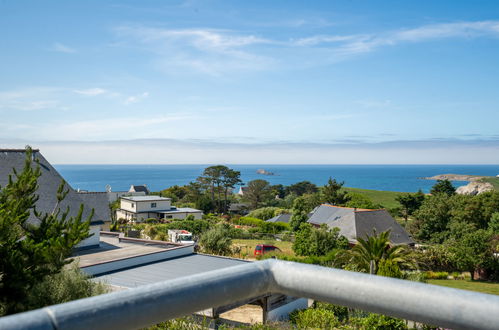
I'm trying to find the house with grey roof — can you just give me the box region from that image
[266,213,292,223]
[129,184,150,194]
[307,204,414,245]
[0,149,103,249]
[116,196,203,222]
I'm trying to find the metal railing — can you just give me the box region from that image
[1,259,499,330]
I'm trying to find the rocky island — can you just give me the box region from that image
[256,169,275,176]
[423,173,496,195]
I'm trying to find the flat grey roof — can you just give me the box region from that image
[122,196,171,202]
[93,254,248,289]
[158,207,202,214]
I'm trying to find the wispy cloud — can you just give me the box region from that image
[74,88,108,96]
[50,42,77,54]
[0,87,65,111]
[124,92,149,105]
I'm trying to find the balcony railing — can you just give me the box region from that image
[1,259,499,329]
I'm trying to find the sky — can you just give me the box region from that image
[1,0,499,164]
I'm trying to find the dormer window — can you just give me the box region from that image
[151,203,157,208]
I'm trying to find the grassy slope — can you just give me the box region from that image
[343,187,402,209]
[428,279,499,295]
[480,177,499,190]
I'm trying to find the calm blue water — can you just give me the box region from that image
[54,164,499,193]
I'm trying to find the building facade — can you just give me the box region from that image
[116,196,203,221]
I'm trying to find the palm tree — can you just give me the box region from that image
[337,230,414,275]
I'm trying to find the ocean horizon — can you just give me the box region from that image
[54,164,499,194]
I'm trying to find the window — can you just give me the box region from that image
[131,203,135,208]
[151,203,157,208]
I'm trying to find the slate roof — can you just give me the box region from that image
[307,204,414,245]
[122,196,171,202]
[0,149,101,225]
[77,192,112,222]
[266,213,292,223]
[129,185,150,194]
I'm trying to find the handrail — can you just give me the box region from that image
[1,259,499,330]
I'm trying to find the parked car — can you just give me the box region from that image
[254,244,280,256]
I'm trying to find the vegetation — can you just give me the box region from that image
[293,223,348,257]
[198,225,233,256]
[342,187,401,209]
[247,207,288,221]
[430,179,456,196]
[243,179,274,209]
[428,279,499,295]
[395,190,425,226]
[0,147,94,315]
[196,165,241,213]
[321,177,350,206]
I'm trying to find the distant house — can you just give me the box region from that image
[228,202,249,215]
[129,184,150,194]
[0,149,103,249]
[237,186,248,196]
[116,196,203,222]
[307,204,414,245]
[266,213,292,223]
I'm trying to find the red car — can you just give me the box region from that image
[254,244,280,256]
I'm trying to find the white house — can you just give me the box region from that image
[116,196,203,222]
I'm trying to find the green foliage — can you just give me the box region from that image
[322,177,350,206]
[248,207,287,221]
[413,193,455,242]
[313,302,349,322]
[197,165,241,213]
[293,223,348,257]
[430,179,456,196]
[286,181,318,196]
[424,271,449,280]
[236,216,265,226]
[353,313,408,330]
[396,190,425,224]
[289,196,310,231]
[0,147,92,315]
[199,225,233,256]
[290,308,339,329]
[412,245,454,271]
[159,185,189,203]
[490,212,499,233]
[25,264,108,311]
[337,230,414,276]
[243,179,274,209]
[345,192,381,209]
[377,258,403,278]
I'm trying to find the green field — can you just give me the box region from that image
[480,177,499,190]
[343,187,402,209]
[232,239,294,258]
[428,279,499,295]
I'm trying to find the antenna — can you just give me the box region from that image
[105,184,112,193]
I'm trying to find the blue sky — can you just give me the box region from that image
[1,0,499,164]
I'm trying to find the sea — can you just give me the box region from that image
[54,164,499,194]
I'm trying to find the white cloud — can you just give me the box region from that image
[50,42,77,54]
[124,92,149,105]
[74,88,108,96]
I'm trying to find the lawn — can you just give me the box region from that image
[343,187,403,209]
[428,279,499,296]
[232,239,294,259]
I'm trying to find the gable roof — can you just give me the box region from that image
[308,204,414,245]
[266,213,292,223]
[0,149,101,225]
[129,185,149,194]
[77,192,112,222]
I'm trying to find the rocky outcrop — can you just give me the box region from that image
[256,169,275,176]
[424,174,485,181]
[456,181,494,195]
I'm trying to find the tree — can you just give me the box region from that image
[345,193,380,209]
[0,147,92,315]
[322,177,350,206]
[395,190,425,226]
[289,196,310,231]
[198,225,233,256]
[337,230,414,276]
[286,181,318,196]
[430,179,456,196]
[243,179,273,209]
[293,223,348,256]
[489,212,499,233]
[197,166,241,214]
[413,193,454,243]
[447,229,492,281]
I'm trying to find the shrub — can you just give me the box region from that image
[355,313,408,330]
[199,225,233,256]
[236,216,265,227]
[290,308,339,329]
[313,302,349,322]
[425,271,449,279]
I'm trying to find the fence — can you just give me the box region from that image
[1,259,499,329]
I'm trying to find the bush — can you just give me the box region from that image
[198,225,233,256]
[236,216,265,227]
[248,207,288,221]
[290,308,339,329]
[24,264,108,312]
[354,313,407,330]
[313,302,349,322]
[425,271,449,279]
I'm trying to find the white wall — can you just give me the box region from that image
[267,298,309,322]
[76,225,101,249]
[136,199,171,212]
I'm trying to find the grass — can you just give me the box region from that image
[343,187,402,209]
[480,177,499,191]
[428,279,499,296]
[232,239,295,258]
